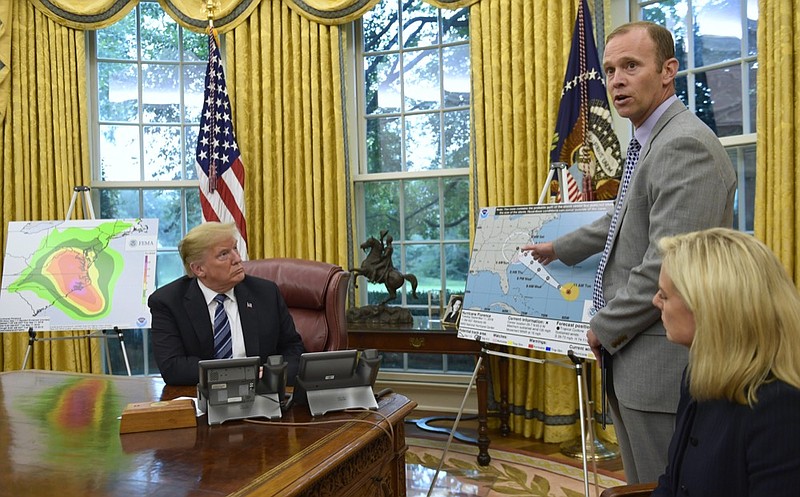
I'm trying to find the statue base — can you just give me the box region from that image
[346,305,413,325]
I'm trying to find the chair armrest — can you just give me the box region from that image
[600,482,657,497]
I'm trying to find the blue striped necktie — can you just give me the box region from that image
[592,137,641,314]
[213,293,232,359]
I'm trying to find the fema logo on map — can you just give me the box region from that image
[127,237,157,251]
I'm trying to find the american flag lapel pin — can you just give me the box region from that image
[247,302,253,308]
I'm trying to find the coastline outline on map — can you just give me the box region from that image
[458,202,612,359]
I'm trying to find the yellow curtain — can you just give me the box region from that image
[755,0,799,285]
[0,0,98,372]
[225,0,350,265]
[471,0,613,444]
[0,1,11,124]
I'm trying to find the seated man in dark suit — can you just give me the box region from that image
[148,222,305,386]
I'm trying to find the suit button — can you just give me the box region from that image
[680,483,689,494]
[689,437,698,446]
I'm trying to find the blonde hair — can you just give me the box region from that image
[178,222,238,276]
[659,228,800,405]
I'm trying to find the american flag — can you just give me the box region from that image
[196,29,248,258]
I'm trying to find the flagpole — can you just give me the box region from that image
[204,0,217,30]
[576,0,595,201]
[204,0,218,193]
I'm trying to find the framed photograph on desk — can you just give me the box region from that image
[442,294,463,327]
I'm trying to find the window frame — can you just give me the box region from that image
[349,2,474,377]
[86,2,206,375]
[634,0,757,232]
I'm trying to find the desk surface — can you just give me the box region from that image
[0,370,415,497]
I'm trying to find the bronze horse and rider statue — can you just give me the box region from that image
[348,231,418,323]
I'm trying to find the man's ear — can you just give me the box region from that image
[189,261,204,278]
[662,57,679,83]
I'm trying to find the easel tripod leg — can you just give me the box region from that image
[22,328,36,369]
[476,349,490,466]
[115,327,132,376]
[498,347,510,436]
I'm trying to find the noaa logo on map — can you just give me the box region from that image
[136,317,148,327]
[480,208,489,218]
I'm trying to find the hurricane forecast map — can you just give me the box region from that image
[0,219,158,332]
[458,202,612,358]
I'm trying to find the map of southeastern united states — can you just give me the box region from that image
[469,213,558,294]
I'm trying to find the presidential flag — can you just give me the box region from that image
[196,29,248,258]
[551,0,622,201]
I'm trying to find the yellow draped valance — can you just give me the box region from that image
[157,0,261,33]
[283,0,478,25]
[26,0,138,29]
[25,0,258,33]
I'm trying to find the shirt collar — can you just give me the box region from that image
[634,94,678,148]
[196,279,236,306]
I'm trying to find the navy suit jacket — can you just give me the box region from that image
[148,274,306,386]
[653,371,800,496]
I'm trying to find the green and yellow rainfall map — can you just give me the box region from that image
[0,219,158,332]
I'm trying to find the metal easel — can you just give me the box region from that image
[21,186,132,375]
[424,167,616,497]
[537,162,574,204]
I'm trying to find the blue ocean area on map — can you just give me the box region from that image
[463,203,610,324]
[465,255,600,320]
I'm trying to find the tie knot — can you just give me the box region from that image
[214,294,226,305]
[629,137,641,151]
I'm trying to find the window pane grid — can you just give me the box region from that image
[357,1,471,374]
[91,1,203,374]
[638,1,756,230]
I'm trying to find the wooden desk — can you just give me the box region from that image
[0,370,416,497]
[347,317,507,466]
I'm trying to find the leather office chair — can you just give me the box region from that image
[600,482,657,497]
[242,258,350,353]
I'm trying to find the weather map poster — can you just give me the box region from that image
[458,202,612,359]
[0,219,158,332]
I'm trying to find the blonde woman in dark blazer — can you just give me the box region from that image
[651,228,800,496]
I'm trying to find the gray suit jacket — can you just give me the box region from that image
[554,100,736,413]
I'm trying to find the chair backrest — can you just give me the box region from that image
[241,258,350,353]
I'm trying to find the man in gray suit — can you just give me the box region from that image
[524,22,736,483]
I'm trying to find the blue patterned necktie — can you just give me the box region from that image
[213,293,232,359]
[592,137,641,313]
